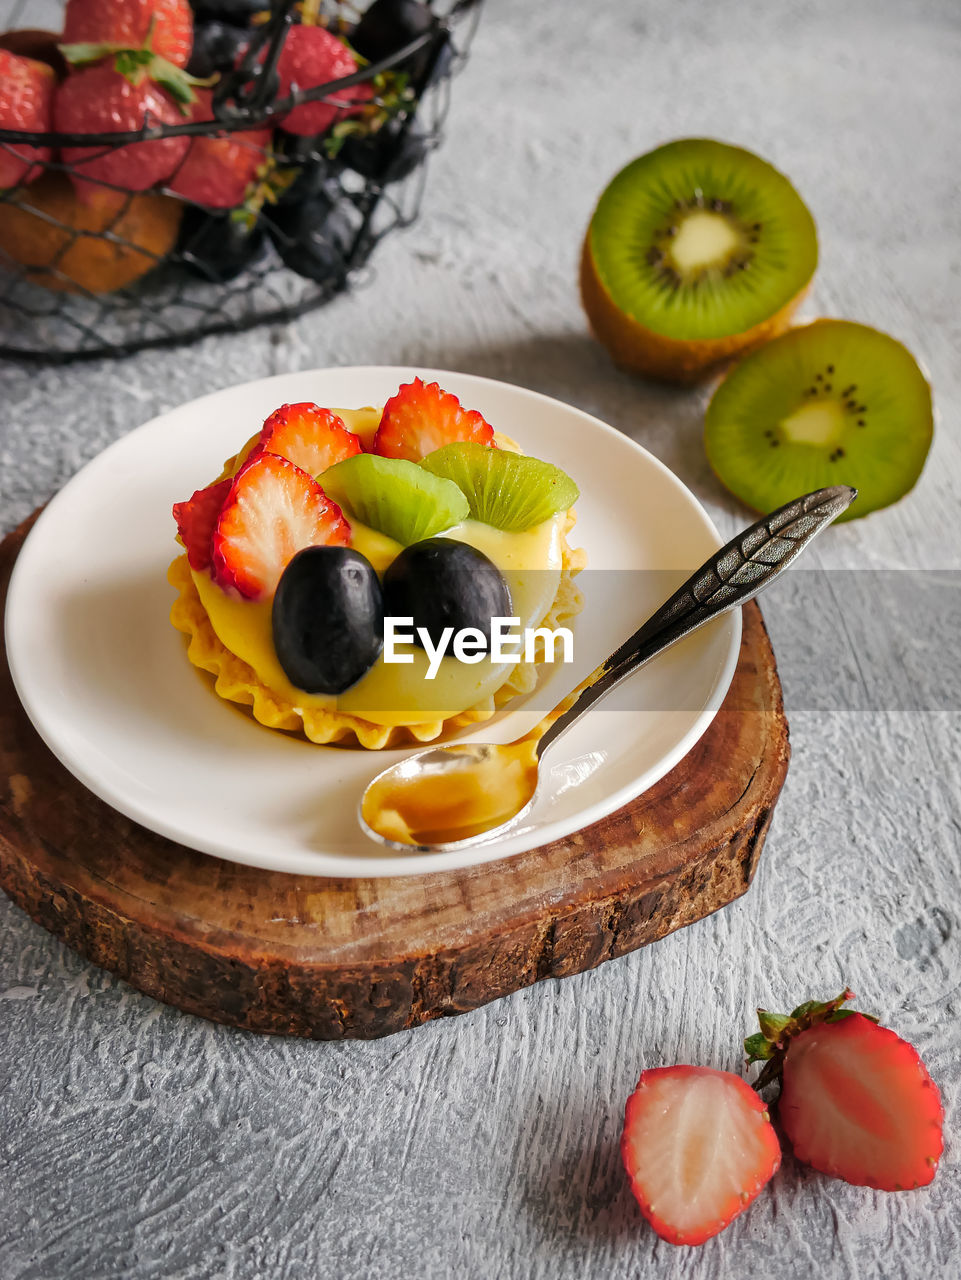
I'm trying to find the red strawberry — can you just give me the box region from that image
[167,89,271,209]
[62,0,194,70]
[0,51,55,189]
[621,1066,780,1246]
[781,1016,943,1190]
[56,62,191,203]
[747,991,944,1191]
[373,379,496,462]
[212,453,350,599]
[746,992,944,1191]
[259,403,363,477]
[173,477,232,572]
[272,25,371,137]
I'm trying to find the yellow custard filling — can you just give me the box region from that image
[193,513,564,727]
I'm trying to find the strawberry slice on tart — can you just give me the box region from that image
[259,403,363,478]
[373,378,496,462]
[173,476,232,572]
[211,453,350,600]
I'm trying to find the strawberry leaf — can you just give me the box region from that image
[146,55,206,111]
[789,1000,820,1020]
[757,1009,792,1042]
[59,39,211,112]
[114,47,155,85]
[235,153,299,226]
[745,1032,775,1063]
[60,39,132,66]
[324,120,366,159]
[746,989,876,1093]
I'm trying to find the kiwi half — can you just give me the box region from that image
[705,320,933,521]
[581,139,817,382]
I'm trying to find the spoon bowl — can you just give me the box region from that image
[360,741,541,852]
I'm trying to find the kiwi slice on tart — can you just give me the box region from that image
[581,139,817,382]
[321,453,469,545]
[421,443,579,531]
[705,320,933,521]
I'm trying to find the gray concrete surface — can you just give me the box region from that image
[2,0,960,1276]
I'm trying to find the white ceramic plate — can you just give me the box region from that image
[5,367,739,877]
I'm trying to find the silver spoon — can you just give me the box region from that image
[359,485,856,852]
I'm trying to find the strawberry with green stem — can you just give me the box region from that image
[264,3,414,143]
[168,88,272,209]
[745,989,944,1191]
[267,13,417,205]
[57,18,211,204]
[270,23,371,137]
[62,0,195,70]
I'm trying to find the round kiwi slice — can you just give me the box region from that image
[581,138,817,382]
[705,320,933,521]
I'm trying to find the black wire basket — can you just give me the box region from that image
[0,0,481,362]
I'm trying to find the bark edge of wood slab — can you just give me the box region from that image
[0,511,790,1040]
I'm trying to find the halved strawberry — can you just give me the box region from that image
[211,454,350,600]
[621,1066,780,1246]
[259,403,362,477]
[746,993,944,1191]
[172,477,231,571]
[372,378,496,462]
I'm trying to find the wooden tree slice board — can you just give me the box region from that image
[0,511,790,1040]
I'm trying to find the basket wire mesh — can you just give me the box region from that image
[0,0,482,361]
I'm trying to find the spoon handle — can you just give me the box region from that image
[535,485,856,759]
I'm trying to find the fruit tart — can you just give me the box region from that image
[168,378,586,749]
